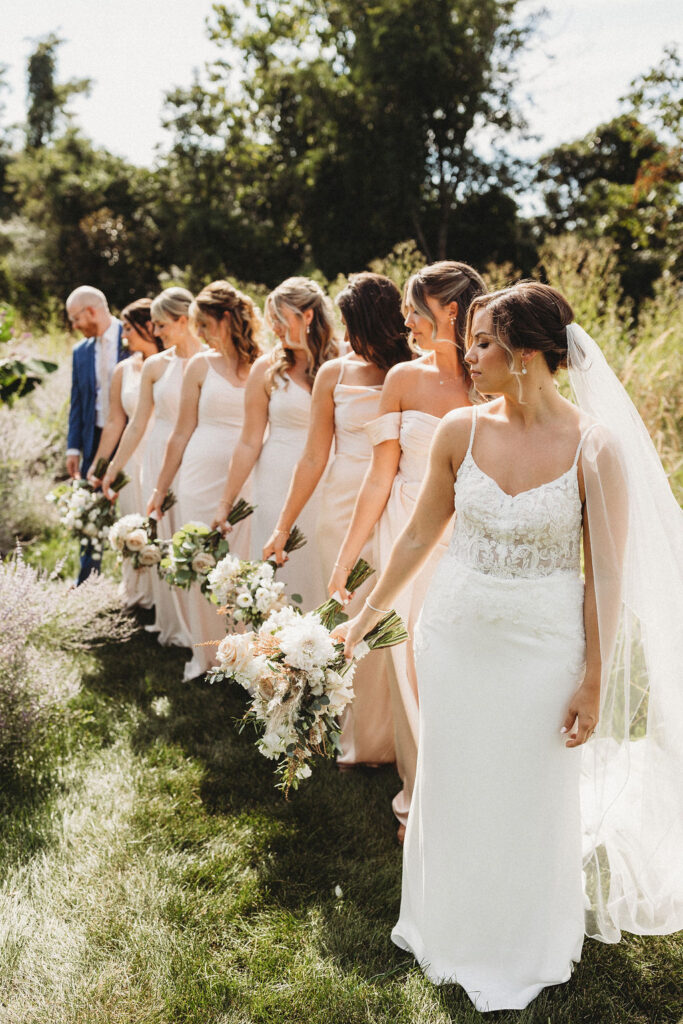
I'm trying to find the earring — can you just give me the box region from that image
[306,324,310,336]
[521,359,527,375]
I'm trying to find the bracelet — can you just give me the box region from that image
[273,528,289,536]
[365,597,391,615]
[334,561,351,572]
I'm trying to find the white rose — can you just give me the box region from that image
[236,591,253,608]
[216,633,254,677]
[82,522,98,537]
[138,544,161,566]
[125,528,148,552]
[74,518,84,530]
[191,551,216,574]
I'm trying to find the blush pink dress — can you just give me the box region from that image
[366,411,453,823]
[143,350,192,647]
[118,355,153,609]
[250,374,326,610]
[177,363,251,680]
[316,356,395,766]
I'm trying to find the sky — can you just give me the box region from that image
[0,0,680,168]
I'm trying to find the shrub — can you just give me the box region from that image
[0,549,136,799]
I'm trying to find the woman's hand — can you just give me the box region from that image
[262,528,289,566]
[211,502,234,533]
[146,488,166,520]
[327,562,352,604]
[561,679,600,748]
[330,612,374,661]
[100,464,118,498]
[86,461,101,486]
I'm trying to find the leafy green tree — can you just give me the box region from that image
[536,48,682,299]
[25,33,91,149]
[162,0,535,280]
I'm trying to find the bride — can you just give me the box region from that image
[334,281,683,1011]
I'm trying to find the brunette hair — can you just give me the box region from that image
[191,280,262,365]
[466,281,574,374]
[403,260,487,377]
[150,286,193,323]
[336,272,412,371]
[265,277,337,392]
[121,298,162,351]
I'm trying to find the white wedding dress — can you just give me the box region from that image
[393,407,590,1011]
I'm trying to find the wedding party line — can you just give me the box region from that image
[59,263,682,1014]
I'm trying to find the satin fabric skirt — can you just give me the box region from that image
[316,452,394,766]
[393,559,586,1011]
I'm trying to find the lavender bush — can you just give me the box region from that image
[0,549,135,796]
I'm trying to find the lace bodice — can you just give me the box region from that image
[449,410,588,580]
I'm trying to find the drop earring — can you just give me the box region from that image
[521,358,527,375]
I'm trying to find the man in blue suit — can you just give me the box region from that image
[65,286,127,583]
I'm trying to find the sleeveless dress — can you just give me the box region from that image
[316,357,394,766]
[118,356,153,609]
[177,364,251,681]
[142,351,189,646]
[392,408,590,1011]
[250,375,325,609]
[365,411,452,824]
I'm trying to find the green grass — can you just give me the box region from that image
[0,613,681,1024]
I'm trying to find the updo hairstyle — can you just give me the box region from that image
[466,282,574,374]
[404,260,487,336]
[191,280,262,365]
[336,272,412,371]
[121,297,162,352]
[265,277,337,392]
[150,286,193,323]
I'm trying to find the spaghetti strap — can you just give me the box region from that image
[336,355,349,386]
[466,407,478,457]
[572,421,598,468]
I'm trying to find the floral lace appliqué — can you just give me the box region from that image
[449,454,583,580]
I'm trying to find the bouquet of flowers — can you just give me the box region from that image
[160,499,254,593]
[208,560,408,794]
[108,491,177,569]
[47,458,129,557]
[206,525,307,629]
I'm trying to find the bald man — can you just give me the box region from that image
[66,286,127,582]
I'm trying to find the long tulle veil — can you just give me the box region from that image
[567,323,683,939]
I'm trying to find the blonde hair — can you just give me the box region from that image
[150,286,193,323]
[403,261,487,377]
[191,280,262,365]
[264,277,337,393]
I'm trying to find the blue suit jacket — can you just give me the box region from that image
[67,322,127,472]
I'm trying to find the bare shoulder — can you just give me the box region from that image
[381,358,426,401]
[432,406,476,469]
[141,350,170,382]
[248,354,272,383]
[185,350,210,380]
[313,357,343,392]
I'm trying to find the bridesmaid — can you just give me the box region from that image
[88,298,162,608]
[149,281,262,680]
[328,262,487,838]
[212,277,338,609]
[264,272,413,768]
[102,287,200,645]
